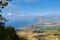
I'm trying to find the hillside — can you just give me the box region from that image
[16,16,60,40]
[16,22,60,33]
[17,29,60,40]
[16,15,60,33]
[17,23,60,40]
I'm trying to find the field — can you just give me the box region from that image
[17,29,60,40]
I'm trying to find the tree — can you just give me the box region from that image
[0,0,28,40]
[0,0,12,12]
[0,14,7,40]
[5,26,28,40]
[5,26,19,40]
[0,0,9,39]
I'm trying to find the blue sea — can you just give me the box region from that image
[6,21,36,28]
[5,16,38,28]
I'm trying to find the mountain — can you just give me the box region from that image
[16,15,60,33]
[17,15,60,40]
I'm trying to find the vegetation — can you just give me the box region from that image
[17,29,60,40]
[0,13,28,40]
[0,0,27,40]
[17,24,60,40]
[0,0,11,12]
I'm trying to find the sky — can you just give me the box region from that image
[1,0,60,28]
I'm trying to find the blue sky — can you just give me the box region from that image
[2,0,60,28]
[2,0,60,15]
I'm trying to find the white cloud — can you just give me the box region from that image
[7,13,12,16]
[7,11,49,17]
[7,12,25,16]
